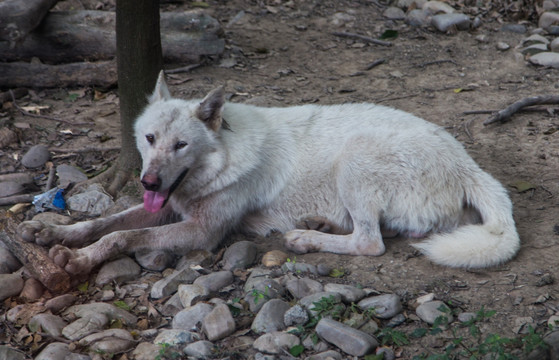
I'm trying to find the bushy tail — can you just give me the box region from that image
[413,173,520,268]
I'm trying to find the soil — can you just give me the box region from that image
[2,0,559,358]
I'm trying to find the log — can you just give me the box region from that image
[0,61,117,89]
[0,0,58,46]
[0,10,225,63]
[0,213,71,293]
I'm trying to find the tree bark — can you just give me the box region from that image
[0,0,58,45]
[0,61,117,88]
[0,10,224,63]
[0,214,71,293]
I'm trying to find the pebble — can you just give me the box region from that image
[522,34,550,46]
[20,278,44,301]
[178,283,210,307]
[0,244,20,274]
[383,7,405,20]
[0,273,24,301]
[513,316,537,334]
[286,278,324,299]
[416,300,454,325]
[151,267,201,299]
[21,145,50,168]
[261,250,288,267]
[154,329,200,346]
[253,332,301,354]
[521,43,549,55]
[78,328,135,354]
[193,270,234,292]
[183,340,215,357]
[244,278,283,312]
[406,9,430,27]
[95,256,141,286]
[281,261,318,275]
[501,24,527,34]
[303,335,329,352]
[135,249,174,271]
[324,283,366,303]
[529,52,559,68]
[539,11,559,30]
[300,292,342,316]
[64,302,138,326]
[221,240,257,270]
[548,315,559,329]
[203,303,236,341]
[251,299,290,334]
[0,181,24,197]
[284,304,309,326]
[67,183,115,216]
[176,250,214,269]
[431,13,471,32]
[357,293,403,319]
[308,350,343,360]
[33,342,72,360]
[56,164,88,188]
[544,330,559,356]
[497,42,511,51]
[161,293,183,316]
[62,312,109,340]
[45,294,77,314]
[458,312,476,323]
[315,318,378,356]
[28,313,67,337]
[422,0,455,15]
[172,302,214,331]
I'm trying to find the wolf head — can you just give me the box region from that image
[134,71,226,213]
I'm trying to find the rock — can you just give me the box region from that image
[431,13,471,32]
[0,273,24,301]
[21,144,49,168]
[67,183,114,216]
[383,7,405,20]
[203,303,236,341]
[45,294,77,314]
[33,342,71,360]
[377,346,396,360]
[315,318,378,356]
[316,263,332,276]
[522,34,550,46]
[135,249,174,271]
[63,302,138,326]
[416,300,454,325]
[302,335,329,352]
[78,328,136,354]
[330,12,356,27]
[501,24,527,34]
[0,243,21,274]
[551,37,559,52]
[513,316,537,334]
[154,329,200,346]
[0,181,24,197]
[183,340,215,357]
[176,250,214,269]
[28,313,67,337]
[548,315,559,329]
[244,268,274,291]
[520,43,548,55]
[132,342,161,360]
[357,294,403,319]
[286,278,324,299]
[62,312,109,340]
[261,250,288,267]
[300,292,343,317]
[161,293,184,316]
[178,284,210,307]
[252,299,290,334]
[281,261,318,275]
[308,350,343,360]
[422,0,455,15]
[544,330,559,356]
[172,302,213,331]
[406,9,430,27]
[284,304,309,326]
[323,283,366,303]
[458,312,476,323]
[529,52,559,68]
[539,12,559,30]
[95,256,141,286]
[193,270,234,292]
[253,332,301,354]
[221,240,257,270]
[386,313,406,327]
[244,278,284,312]
[19,278,43,301]
[151,267,201,299]
[410,293,435,309]
[497,42,511,51]
[56,164,88,188]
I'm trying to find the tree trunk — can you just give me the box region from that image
[0,0,58,45]
[108,0,163,195]
[0,10,224,63]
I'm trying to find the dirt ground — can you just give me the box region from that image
[2,0,559,357]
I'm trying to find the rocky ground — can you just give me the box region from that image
[2,0,559,359]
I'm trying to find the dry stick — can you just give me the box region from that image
[9,89,79,125]
[484,95,559,126]
[417,59,457,68]
[0,194,34,206]
[365,58,386,70]
[165,63,202,74]
[332,31,393,47]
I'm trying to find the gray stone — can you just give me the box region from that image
[377,346,396,360]
[21,144,49,168]
[300,292,343,317]
[56,164,88,188]
[281,261,318,275]
[284,304,309,326]
[0,243,21,274]
[28,313,67,337]
[521,43,549,55]
[63,302,138,326]
[161,293,184,316]
[539,12,559,30]
[95,256,141,286]
[513,316,536,334]
[172,302,214,331]
[357,294,403,319]
[497,42,511,51]
[544,330,559,356]
[244,278,284,312]
[431,13,471,32]
[458,312,476,323]
[183,340,215,357]
[252,299,290,334]
[416,300,454,325]
[132,342,161,360]
[203,303,236,341]
[62,312,109,340]
[253,332,301,354]
[324,283,366,303]
[178,283,210,307]
[551,37,559,52]
[45,294,77,313]
[194,270,234,292]
[244,268,274,292]
[529,52,559,68]
[315,318,378,356]
[548,315,559,329]
[422,0,455,14]
[0,345,26,360]
[522,34,550,46]
[34,342,71,360]
[0,273,23,301]
[221,240,257,270]
[500,24,527,34]
[406,9,430,27]
[176,250,214,269]
[308,350,343,360]
[78,328,135,354]
[151,267,201,299]
[286,278,323,299]
[386,313,406,327]
[0,181,24,197]
[383,7,405,20]
[67,183,114,216]
[135,249,174,271]
[154,329,200,346]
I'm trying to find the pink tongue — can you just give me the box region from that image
[143,190,169,213]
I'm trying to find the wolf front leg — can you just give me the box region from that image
[48,220,223,275]
[18,204,175,248]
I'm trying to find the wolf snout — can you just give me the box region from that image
[141,173,162,191]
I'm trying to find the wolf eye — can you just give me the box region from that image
[146,134,155,144]
[175,141,187,150]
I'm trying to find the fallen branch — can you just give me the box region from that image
[332,31,393,47]
[365,58,386,70]
[0,0,58,45]
[0,213,71,293]
[0,194,34,206]
[484,95,559,125]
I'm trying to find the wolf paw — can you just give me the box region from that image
[49,245,94,275]
[284,230,321,254]
[18,221,63,246]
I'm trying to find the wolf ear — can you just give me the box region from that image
[196,87,225,132]
[148,70,171,103]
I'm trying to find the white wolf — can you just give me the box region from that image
[18,72,520,274]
